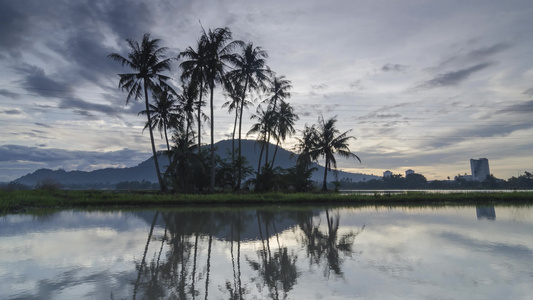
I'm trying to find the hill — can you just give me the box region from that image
[14,139,379,187]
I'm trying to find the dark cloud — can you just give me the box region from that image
[381,63,407,72]
[1,109,22,115]
[0,89,21,99]
[349,80,364,90]
[420,122,533,150]
[0,2,29,58]
[13,64,73,97]
[416,63,493,89]
[311,83,328,90]
[466,43,510,59]
[496,100,533,114]
[58,98,119,118]
[35,123,53,128]
[440,42,510,68]
[523,87,533,95]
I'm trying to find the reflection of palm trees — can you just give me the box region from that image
[225,211,249,300]
[297,209,364,277]
[247,211,299,299]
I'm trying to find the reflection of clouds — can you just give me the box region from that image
[1,207,533,299]
[0,211,164,299]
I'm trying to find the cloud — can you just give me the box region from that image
[381,63,407,72]
[0,2,30,58]
[311,83,328,90]
[1,109,22,115]
[349,80,364,90]
[416,62,493,89]
[0,145,150,181]
[496,100,533,114]
[58,98,120,118]
[439,42,510,68]
[0,89,21,99]
[419,122,533,150]
[13,64,73,97]
[523,87,533,95]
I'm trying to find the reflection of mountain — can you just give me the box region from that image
[476,207,496,220]
[133,209,319,242]
[14,139,378,187]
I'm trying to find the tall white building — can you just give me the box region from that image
[405,169,415,176]
[383,170,392,178]
[470,158,490,181]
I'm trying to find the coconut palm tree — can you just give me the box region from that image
[248,105,277,175]
[177,81,200,143]
[202,27,242,192]
[309,116,361,191]
[179,38,209,153]
[139,86,180,153]
[108,33,173,191]
[262,75,292,164]
[226,43,271,189]
[270,102,299,166]
[294,124,316,171]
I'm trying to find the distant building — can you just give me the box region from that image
[383,170,392,178]
[470,158,490,181]
[405,169,415,176]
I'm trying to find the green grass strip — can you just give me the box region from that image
[1,190,532,214]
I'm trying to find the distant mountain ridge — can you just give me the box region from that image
[14,139,379,187]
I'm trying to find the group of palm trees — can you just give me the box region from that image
[109,27,360,193]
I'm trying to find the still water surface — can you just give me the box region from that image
[1,205,532,299]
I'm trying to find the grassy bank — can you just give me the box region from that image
[1,190,533,214]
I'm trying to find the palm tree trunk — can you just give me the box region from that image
[209,84,216,192]
[257,140,265,175]
[163,122,171,166]
[144,82,165,191]
[237,78,249,191]
[133,211,159,300]
[191,231,199,299]
[272,140,280,167]
[205,230,213,300]
[322,161,328,191]
[232,107,238,190]
[197,89,203,154]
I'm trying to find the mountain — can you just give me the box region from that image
[14,139,379,187]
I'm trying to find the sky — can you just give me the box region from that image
[1,0,532,182]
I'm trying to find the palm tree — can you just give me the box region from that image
[309,116,361,191]
[177,81,200,143]
[294,124,316,171]
[179,38,209,153]
[262,75,292,164]
[248,105,277,174]
[226,43,271,189]
[108,33,173,191]
[139,86,180,153]
[270,102,299,166]
[202,27,242,192]
[222,80,245,166]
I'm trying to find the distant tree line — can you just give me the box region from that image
[2,171,531,191]
[335,171,533,190]
[108,28,361,193]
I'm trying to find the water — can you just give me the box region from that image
[1,205,532,299]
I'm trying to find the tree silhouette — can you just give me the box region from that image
[108,33,173,191]
[139,86,180,166]
[226,43,271,190]
[201,27,242,192]
[307,116,361,191]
